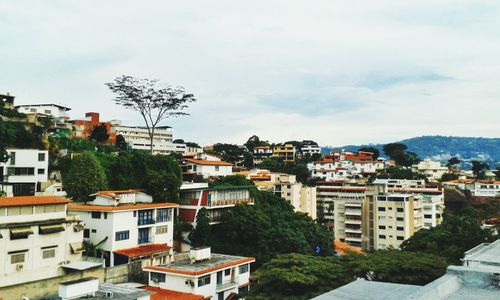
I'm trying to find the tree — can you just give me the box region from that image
[358,146,380,159]
[471,160,489,179]
[106,75,196,154]
[210,143,245,164]
[115,134,128,150]
[0,120,16,162]
[447,157,461,168]
[63,152,108,201]
[495,167,500,180]
[377,166,418,180]
[244,135,269,152]
[383,143,420,167]
[213,175,254,187]
[90,124,110,143]
[189,208,212,247]
[383,143,407,158]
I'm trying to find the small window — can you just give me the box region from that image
[396,217,404,222]
[378,235,386,239]
[397,236,405,241]
[83,229,90,238]
[37,168,45,175]
[225,269,231,276]
[42,247,57,259]
[10,251,26,264]
[91,212,101,219]
[424,214,432,219]
[397,226,404,231]
[44,110,51,114]
[378,225,386,230]
[198,274,211,287]
[215,166,220,171]
[239,264,249,274]
[91,229,96,233]
[156,226,168,234]
[151,272,166,283]
[378,207,386,211]
[397,208,404,212]
[29,108,36,112]
[9,152,16,165]
[104,212,108,219]
[38,153,46,162]
[115,230,129,241]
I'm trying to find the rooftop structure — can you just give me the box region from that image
[0,93,15,109]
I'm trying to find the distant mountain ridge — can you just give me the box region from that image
[322,136,500,168]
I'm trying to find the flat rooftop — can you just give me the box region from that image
[145,253,255,276]
[463,239,500,267]
[311,280,421,300]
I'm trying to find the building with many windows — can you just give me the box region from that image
[0,196,89,288]
[411,159,449,181]
[0,148,49,196]
[68,190,177,267]
[144,247,255,300]
[271,144,296,162]
[252,146,273,165]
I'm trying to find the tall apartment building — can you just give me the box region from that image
[0,196,88,288]
[273,174,317,219]
[0,149,49,196]
[110,121,185,155]
[271,144,296,162]
[68,190,178,267]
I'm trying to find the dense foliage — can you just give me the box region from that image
[189,208,212,247]
[249,251,447,300]
[383,143,420,167]
[62,152,108,201]
[258,158,312,185]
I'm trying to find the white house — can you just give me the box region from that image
[15,104,71,121]
[0,148,49,196]
[300,144,321,156]
[68,190,178,267]
[0,196,88,288]
[144,247,255,300]
[183,153,233,179]
[412,159,449,181]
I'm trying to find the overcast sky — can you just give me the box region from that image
[1,0,499,146]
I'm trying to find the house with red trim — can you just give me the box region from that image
[68,190,178,268]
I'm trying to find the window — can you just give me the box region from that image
[38,168,45,175]
[239,264,249,274]
[156,209,172,223]
[397,226,404,231]
[397,236,405,241]
[397,208,404,212]
[9,152,16,164]
[91,212,101,219]
[424,214,432,219]
[396,217,404,221]
[44,109,51,114]
[138,210,154,225]
[378,235,386,239]
[42,247,57,259]
[151,272,166,283]
[83,229,90,238]
[378,225,386,230]
[29,108,36,112]
[10,251,26,264]
[7,167,35,176]
[156,226,168,234]
[104,212,108,219]
[115,230,129,241]
[225,269,231,276]
[91,229,97,233]
[378,207,386,211]
[215,166,220,171]
[38,153,46,162]
[198,275,211,287]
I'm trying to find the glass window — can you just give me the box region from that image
[138,210,154,225]
[156,226,168,234]
[198,275,211,287]
[83,229,90,238]
[397,208,404,212]
[396,217,404,221]
[156,209,171,223]
[224,269,231,276]
[38,153,46,162]
[378,235,386,239]
[9,152,16,164]
[42,247,57,259]
[38,169,45,175]
[91,212,101,219]
[151,272,166,283]
[397,226,404,231]
[378,207,386,211]
[239,264,249,274]
[397,236,405,241]
[10,252,26,264]
[115,230,129,241]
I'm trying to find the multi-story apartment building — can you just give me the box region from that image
[373,193,423,250]
[309,151,385,181]
[271,144,296,162]
[0,196,87,288]
[183,153,233,179]
[372,178,426,189]
[252,146,273,165]
[71,112,117,144]
[68,190,178,267]
[411,159,449,181]
[15,104,71,122]
[299,142,321,157]
[110,121,185,155]
[273,174,317,219]
[144,247,255,300]
[179,183,254,226]
[0,148,49,196]
[1,93,15,109]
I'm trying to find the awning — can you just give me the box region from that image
[39,224,65,234]
[73,224,85,232]
[70,242,85,254]
[10,227,34,239]
[61,261,103,270]
[114,244,172,258]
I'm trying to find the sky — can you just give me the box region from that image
[1,0,500,147]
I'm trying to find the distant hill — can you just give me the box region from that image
[322,136,500,168]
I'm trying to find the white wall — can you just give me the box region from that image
[1,149,49,185]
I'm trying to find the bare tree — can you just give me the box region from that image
[106,75,196,154]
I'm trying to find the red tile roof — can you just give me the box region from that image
[334,240,364,256]
[144,287,205,300]
[144,257,255,276]
[114,244,172,258]
[68,202,178,212]
[0,196,70,207]
[184,158,233,166]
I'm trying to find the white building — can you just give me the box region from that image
[15,104,71,121]
[68,190,178,267]
[144,247,255,300]
[183,153,233,179]
[110,122,184,155]
[300,144,321,156]
[252,146,273,165]
[412,159,449,181]
[0,196,88,288]
[0,148,49,196]
[273,174,317,219]
[309,158,385,181]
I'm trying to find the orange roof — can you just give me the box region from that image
[388,188,443,195]
[0,196,70,207]
[144,286,205,300]
[184,158,233,166]
[334,240,364,256]
[114,244,172,258]
[68,202,178,212]
[144,257,255,276]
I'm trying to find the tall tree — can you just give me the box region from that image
[471,160,489,179]
[358,146,380,159]
[447,157,461,168]
[189,208,212,247]
[90,124,110,143]
[106,75,196,154]
[115,134,128,150]
[63,152,108,201]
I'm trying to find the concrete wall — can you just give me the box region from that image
[0,267,104,300]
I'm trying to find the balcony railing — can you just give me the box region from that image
[209,198,254,207]
[216,281,238,292]
[138,218,155,226]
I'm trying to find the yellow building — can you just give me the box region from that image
[271,144,296,162]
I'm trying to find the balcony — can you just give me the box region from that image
[216,281,238,292]
[137,218,155,226]
[209,198,254,208]
[345,227,362,234]
[345,236,362,243]
[345,219,362,225]
[345,209,362,216]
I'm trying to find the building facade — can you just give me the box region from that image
[183,153,233,179]
[68,190,177,267]
[412,159,449,181]
[271,144,296,162]
[71,112,117,144]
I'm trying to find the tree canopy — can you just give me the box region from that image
[189,207,212,247]
[383,143,420,167]
[471,160,489,179]
[62,152,108,201]
[358,146,380,159]
[90,124,109,143]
